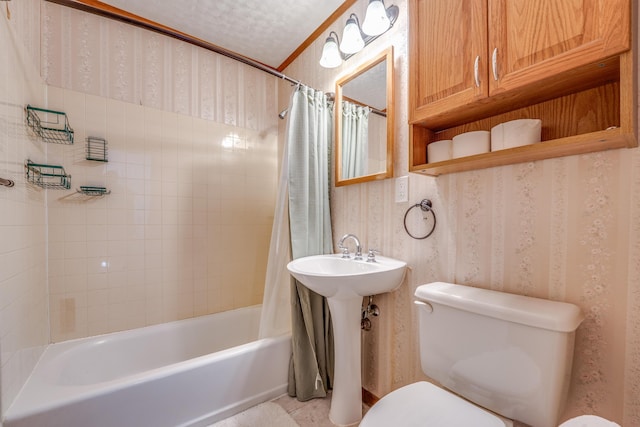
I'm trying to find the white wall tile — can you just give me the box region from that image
[0,0,48,415]
[42,86,278,344]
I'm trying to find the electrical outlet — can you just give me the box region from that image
[395,176,408,203]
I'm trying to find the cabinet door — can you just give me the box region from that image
[409,0,488,123]
[488,0,631,95]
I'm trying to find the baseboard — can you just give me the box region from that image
[362,388,380,407]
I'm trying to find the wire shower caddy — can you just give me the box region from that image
[25,105,74,144]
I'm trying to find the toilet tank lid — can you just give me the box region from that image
[415,282,584,332]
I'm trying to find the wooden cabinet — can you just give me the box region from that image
[488,0,631,96]
[408,0,488,123]
[408,0,636,176]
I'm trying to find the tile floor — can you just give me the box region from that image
[269,393,530,427]
[219,394,530,426]
[272,392,370,427]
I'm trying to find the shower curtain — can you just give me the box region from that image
[258,126,293,339]
[286,85,335,400]
[341,100,370,179]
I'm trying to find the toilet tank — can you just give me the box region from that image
[414,282,584,427]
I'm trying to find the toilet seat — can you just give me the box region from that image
[360,382,510,427]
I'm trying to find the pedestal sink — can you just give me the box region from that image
[287,254,407,426]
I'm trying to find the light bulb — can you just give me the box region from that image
[362,0,391,36]
[319,35,342,68]
[339,17,365,54]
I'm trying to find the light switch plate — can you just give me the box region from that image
[395,176,408,203]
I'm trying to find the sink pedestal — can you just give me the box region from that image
[286,254,407,426]
[327,296,363,426]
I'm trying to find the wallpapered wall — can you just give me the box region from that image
[41,3,278,131]
[282,0,640,424]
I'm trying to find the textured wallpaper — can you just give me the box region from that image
[41,2,278,132]
[437,152,638,421]
[283,0,640,424]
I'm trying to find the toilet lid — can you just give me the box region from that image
[360,382,508,427]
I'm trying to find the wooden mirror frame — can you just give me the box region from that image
[335,46,394,186]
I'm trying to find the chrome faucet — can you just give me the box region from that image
[338,234,363,260]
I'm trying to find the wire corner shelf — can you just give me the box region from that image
[25,105,74,145]
[25,160,71,190]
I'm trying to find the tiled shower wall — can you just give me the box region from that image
[1,0,279,415]
[0,0,278,412]
[0,0,48,416]
[45,88,277,341]
[41,3,280,342]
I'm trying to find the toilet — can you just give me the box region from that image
[360,282,587,427]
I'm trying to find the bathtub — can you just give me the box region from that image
[3,305,291,427]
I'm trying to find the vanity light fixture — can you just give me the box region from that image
[319,31,343,68]
[362,0,392,36]
[340,14,365,54]
[319,1,399,68]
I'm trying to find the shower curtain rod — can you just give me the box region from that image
[342,96,387,117]
[45,0,304,87]
[279,91,335,119]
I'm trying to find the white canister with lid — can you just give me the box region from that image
[427,139,452,163]
[452,130,490,158]
[491,119,541,151]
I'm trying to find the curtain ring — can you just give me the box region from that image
[403,199,437,240]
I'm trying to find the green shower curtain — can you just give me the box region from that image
[286,85,335,400]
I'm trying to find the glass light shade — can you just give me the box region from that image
[339,18,365,54]
[362,0,391,36]
[319,36,342,68]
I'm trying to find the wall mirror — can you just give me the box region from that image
[335,46,394,186]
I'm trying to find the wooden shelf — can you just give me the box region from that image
[411,128,634,176]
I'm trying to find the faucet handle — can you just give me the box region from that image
[366,249,380,262]
[338,244,350,258]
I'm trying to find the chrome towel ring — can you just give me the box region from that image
[403,199,436,240]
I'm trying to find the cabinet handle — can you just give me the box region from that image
[474,55,480,87]
[492,47,499,81]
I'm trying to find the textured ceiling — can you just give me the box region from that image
[98,0,347,69]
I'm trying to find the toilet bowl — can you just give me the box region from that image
[361,392,619,427]
[361,381,511,427]
[559,415,621,426]
[360,282,585,427]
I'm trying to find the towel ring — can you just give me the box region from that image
[403,199,436,240]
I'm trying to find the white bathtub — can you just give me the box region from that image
[3,305,291,427]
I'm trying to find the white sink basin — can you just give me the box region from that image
[287,253,407,426]
[287,254,407,300]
